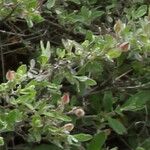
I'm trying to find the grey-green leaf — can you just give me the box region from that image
[0,137,4,146]
[107,117,127,135]
[17,65,27,75]
[73,133,92,142]
[121,90,150,111]
[46,0,56,9]
[134,5,147,19]
[74,76,97,86]
[103,91,113,112]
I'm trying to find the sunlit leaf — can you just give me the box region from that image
[73,133,92,142]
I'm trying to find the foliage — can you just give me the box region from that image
[0,0,150,150]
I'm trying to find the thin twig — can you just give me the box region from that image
[1,41,22,48]
[114,69,132,81]
[119,82,150,89]
[0,29,44,37]
[119,136,134,150]
[0,37,5,82]
[138,105,149,136]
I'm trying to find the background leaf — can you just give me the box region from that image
[107,117,127,135]
[121,90,150,111]
[73,133,92,142]
[0,137,4,146]
[87,132,107,150]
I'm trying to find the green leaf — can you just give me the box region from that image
[0,119,7,132]
[24,103,34,110]
[40,41,51,58]
[17,65,27,75]
[121,90,150,111]
[43,112,72,122]
[56,48,66,58]
[88,0,97,4]
[136,147,145,150]
[110,147,118,150]
[86,78,97,86]
[87,132,107,150]
[39,55,49,65]
[46,0,56,9]
[31,115,43,128]
[62,39,73,52]
[0,137,4,146]
[39,41,51,65]
[6,109,22,123]
[74,76,97,86]
[134,5,147,19]
[107,117,127,135]
[103,91,113,112]
[33,144,61,150]
[73,134,92,142]
[26,17,34,28]
[91,10,104,20]
[68,0,81,4]
[141,138,150,150]
[20,85,35,94]
[107,49,121,59]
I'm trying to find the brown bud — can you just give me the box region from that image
[6,70,16,81]
[63,123,74,132]
[61,93,70,105]
[74,108,85,117]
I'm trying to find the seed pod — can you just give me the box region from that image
[6,70,16,81]
[74,108,85,117]
[61,93,70,105]
[63,123,74,132]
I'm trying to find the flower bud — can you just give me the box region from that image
[74,108,85,117]
[61,93,70,105]
[118,42,130,52]
[6,70,16,81]
[63,123,74,132]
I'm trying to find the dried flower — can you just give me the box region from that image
[63,123,74,132]
[6,70,16,81]
[74,108,85,117]
[61,93,70,105]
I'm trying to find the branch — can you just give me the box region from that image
[0,37,5,82]
[118,82,150,90]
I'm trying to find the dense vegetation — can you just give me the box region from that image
[0,0,150,150]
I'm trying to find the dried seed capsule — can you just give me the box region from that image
[74,108,85,117]
[63,123,74,132]
[6,70,16,81]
